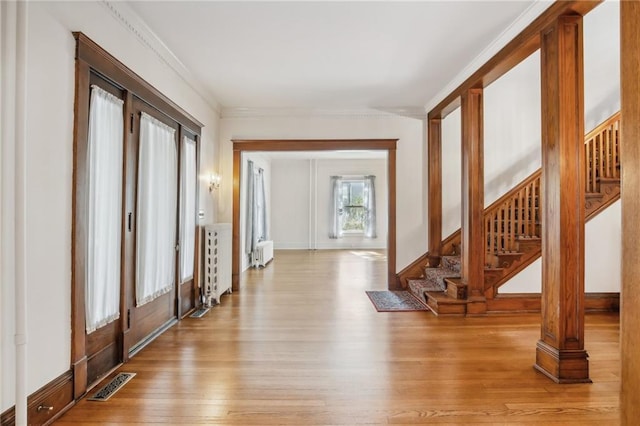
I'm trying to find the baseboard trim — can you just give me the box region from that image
[488,292,620,313]
[487,293,541,313]
[1,370,74,426]
[128,318,178,357]
[585,292,620,311]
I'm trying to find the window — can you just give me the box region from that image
[329,175,376,239]
[341,180,366,233]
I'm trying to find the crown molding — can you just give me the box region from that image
[220,106,427,120]
[424,0,552,114]
[100,0,221,116]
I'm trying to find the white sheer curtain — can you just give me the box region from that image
[85,85,123,333]
[179,136,197,282]
[328,176,344,239]
[256,168,267,242]
[363,175,377,238]
[245,161,268,266]
[136,112,178,306]
[244,160,257,260]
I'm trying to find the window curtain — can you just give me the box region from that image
[136,112,178,306]
[245,160,257,260]
[329,176,344,239]
[245,161,268,266]
[256,168,267,242]
[85,85,124,333]
[179,136,197,282]
[363,175,377,238]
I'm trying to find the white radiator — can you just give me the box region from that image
[204,223,232,306]
[253,240,274,267]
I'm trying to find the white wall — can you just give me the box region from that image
[441,107,462,239]
[219,113,426,272]
[500,200,622,294]
[271,159,311,249]
[240,153,271,271]
[584,0,620,132]
[270,158,388,250]
[484,51,541,207]
[1,1,220,411]
[442,52,542,239]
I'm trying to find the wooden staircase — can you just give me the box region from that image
[400,112,621,315]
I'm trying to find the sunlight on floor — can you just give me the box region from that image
[349,250,387,261]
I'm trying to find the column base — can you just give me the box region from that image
[534,340,591,383]
[466,295,487,316]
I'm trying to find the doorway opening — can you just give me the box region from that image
[231,139,398,292]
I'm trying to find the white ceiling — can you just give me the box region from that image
[126,1,540,112]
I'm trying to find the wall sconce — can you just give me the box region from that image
[208,173,221,192]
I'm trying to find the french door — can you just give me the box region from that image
[84,74,125,386]
[72,33,203,398]
[82,92,199,387]
[124,98,180,355]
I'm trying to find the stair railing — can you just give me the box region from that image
[397,112,623,289]
[484,112,621,261]
[484,171,542,259]
[584,112,621,194]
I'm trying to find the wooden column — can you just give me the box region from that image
[387,147,398,290]
[427,118,442,266]
[620,1,640,422]
[232,148,241,292]
[460,88,486,314]
[534,15,589,383]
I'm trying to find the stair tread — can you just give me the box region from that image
[440,255,462,273]
[425,291,467,305]
[516,235,541,240]
[598,176,620,183]
[424,268,460,280]
[407,278,445,292]
[586,192,605,199]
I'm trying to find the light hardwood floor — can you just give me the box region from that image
[56,250,620,425]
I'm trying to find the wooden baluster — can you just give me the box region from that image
[498,209,504,253]
[487,215,493,259]
[599,134,605,182]
[604,125,613,177]
[525,185,531,237]
[501,203,507,253]
[533,181,538,237]
[520,188,525,237]
[585,143,590,192]
[611,119,620,178]
[531,178,541,237]
[516,190,521,241]
[584,141,593,192]
[493,210,498,253]
[492,211,497,255]
[591,135,597,192]
[510,199,516,251]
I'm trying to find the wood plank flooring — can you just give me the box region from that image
[56,249,620,425]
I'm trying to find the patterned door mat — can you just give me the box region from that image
[366,290,429,312]
[87,372,136,402]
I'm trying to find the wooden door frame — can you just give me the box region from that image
[71,32,203,399]
[231,139,398,291]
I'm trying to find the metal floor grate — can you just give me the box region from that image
[87,372,136,402]
[189,307,210,318]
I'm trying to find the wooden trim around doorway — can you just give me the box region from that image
[232,139,398,291]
